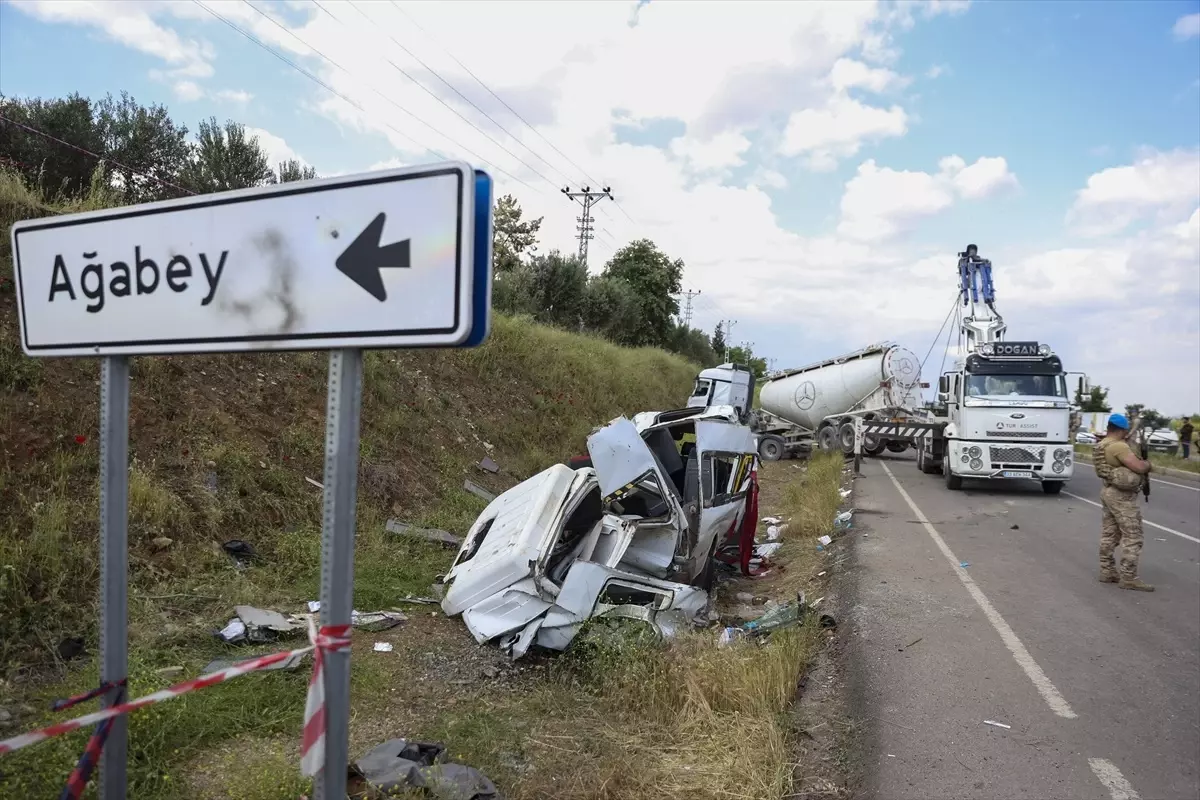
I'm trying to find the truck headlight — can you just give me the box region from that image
[1054,448,1068,460]
[968,446,982,458]
[1038,344,1051,356]
[1052,461,1065,473]
[962,454,970,463]
[970,458,983,470]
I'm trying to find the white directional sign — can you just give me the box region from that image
[10,161,493,357]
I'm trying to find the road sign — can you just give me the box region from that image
[10,162,493,357]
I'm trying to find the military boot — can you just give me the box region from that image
[1098,570,1119,583]
[1119,577,1155,592]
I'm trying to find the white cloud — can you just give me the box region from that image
[172,80,205,102]
[838,155,1018,241]
[244,127,308,168]
[668,132,752,173]
[925,64,949,79]
[829,58,908,93]
[1067,148,1200,235]
[9,0,214,79]
[214,89,254,105]
[1172,13,1200,40]
[780,95,909,170]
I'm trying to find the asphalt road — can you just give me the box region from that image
[846,451,1200,800]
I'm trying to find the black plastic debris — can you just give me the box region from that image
[56,636,86,662]
[350,738,501,800]
[222,539,257,564]
[386,519,463,548]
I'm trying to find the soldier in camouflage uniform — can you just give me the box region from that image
[1093,413,1155,591]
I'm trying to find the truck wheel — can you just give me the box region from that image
[1042,481,1064,495]
[886,440,909,453]
[865,441,888,457]
[916,445,927,472]
[758,435,786,462]
[943,455,963,490]
[817,425,838,453]
[839,422,856,455]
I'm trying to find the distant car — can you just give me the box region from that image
[1144,428,1180,456]
[1075,431,1098,444]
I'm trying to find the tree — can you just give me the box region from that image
[1124,404,1144,421]
[1139,409,1168,431]
[493,194,542,274]
[0,93,103,200]
[182,117,272,194]
[726,344,767,379]
[710,322,727,361]
[601,239,683,348]
[665,322,718,366]
[272,158,317,184]
[527,251,588,329]
[582,275,642,345]
[1075,385,1111,412]
[95,92,191,203]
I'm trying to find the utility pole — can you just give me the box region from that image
[724,319,738,344]
[561,185,612,267]
[680,289,701,327]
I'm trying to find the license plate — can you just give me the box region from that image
[1002,470,1034,479]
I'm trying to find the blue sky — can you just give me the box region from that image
[2,0,1198,412]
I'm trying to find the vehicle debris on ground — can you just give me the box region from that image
[440,407,760,660]
[349,738,500,800]
[386,519,463,548]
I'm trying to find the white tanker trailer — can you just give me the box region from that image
[687,343,930,461]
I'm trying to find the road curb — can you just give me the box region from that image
[1073,451,1200,483]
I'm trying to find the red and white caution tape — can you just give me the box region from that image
[300,620,350,776]
[0,619,352,768]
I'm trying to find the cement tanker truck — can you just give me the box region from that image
[687,343,929,461]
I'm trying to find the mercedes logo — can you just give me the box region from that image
[795,380,816,411]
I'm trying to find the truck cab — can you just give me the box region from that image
[687,363,755,424]
[927,342,1075,493]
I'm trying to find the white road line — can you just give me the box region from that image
[879,462,1078,719]
[1062,492,1200,544]
[1076,462,1200,492]
[1088,758,1142,800]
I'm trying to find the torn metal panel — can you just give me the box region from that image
[385,519,463,548]
[460,578,554,644]
[463,479,497,502]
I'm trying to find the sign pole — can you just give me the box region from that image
[98,355,130,800]
[853,417,864,475]
[314,349,364,800]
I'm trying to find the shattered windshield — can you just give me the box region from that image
[965,374,1066,398]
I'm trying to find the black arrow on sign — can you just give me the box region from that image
[336,212,410,302]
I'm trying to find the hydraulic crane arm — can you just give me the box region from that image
[957,244,1007,354]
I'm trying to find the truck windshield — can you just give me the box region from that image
[965,374,1065,398]
[691,379,711,398]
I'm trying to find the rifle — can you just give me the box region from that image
[1131,417,1151,503]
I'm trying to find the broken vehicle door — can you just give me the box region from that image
[692,419,757,580]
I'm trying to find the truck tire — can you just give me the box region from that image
[758,435,786,462]
[917,444,938,474]
[1042,481,1064,495]
[839,422,856,455]
[943,455,963,490]
[885,440,909,453]
[865,440,889,457]
[817,424,838,453]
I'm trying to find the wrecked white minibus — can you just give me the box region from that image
[440,407,760,659]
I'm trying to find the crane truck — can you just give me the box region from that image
[687,343,929,461]
[913,245,1078,494]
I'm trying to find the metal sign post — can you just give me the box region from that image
[98,356,130,800]
[853,418,864,475]
[8,161,494,796]
[314,349,364,800]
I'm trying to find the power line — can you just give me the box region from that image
[0,113,196,197]
[387,0,603,189]
[385,0,642,230]
[195,0,443,160]
[562,185,611,267]
[348,0,576,189]
[226,0,541,191]
[314,0,560,194]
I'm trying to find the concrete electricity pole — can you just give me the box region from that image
[561,185,612,267]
